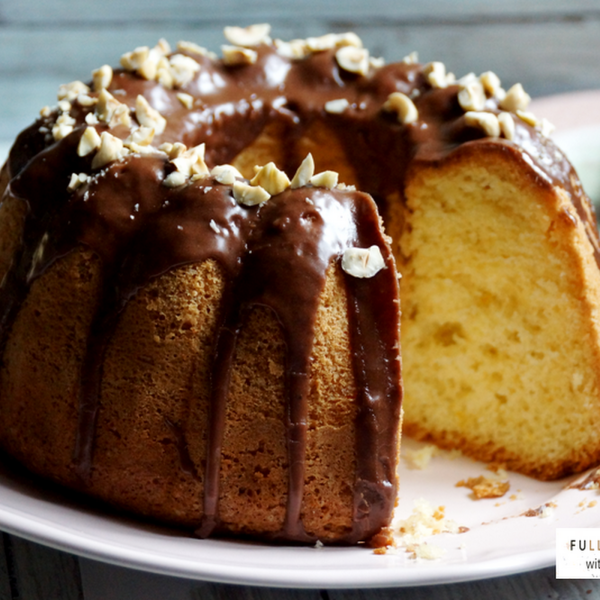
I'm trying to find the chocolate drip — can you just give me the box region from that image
[197,189,399,543]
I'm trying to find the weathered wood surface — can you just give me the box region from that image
[1,536,600,599]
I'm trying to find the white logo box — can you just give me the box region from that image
[557,528,600,578]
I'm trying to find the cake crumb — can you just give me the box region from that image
[386,498,462,560]
[456,474,509,499]
[569,468,600,490]
[403,444,438,469]
[522,502,557,518]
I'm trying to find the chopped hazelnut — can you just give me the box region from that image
[109,103,132,129]
[77,94,98,107]
[274,38,308,59]
[341,245,386,278]
[479,71,502,98]
[95,89,125,124]
[91,131,128,169]
[163,171,187,188]
[335,46,370,76]
[159,142,185,158]
[291,154,315,189]
[222,45,258,66]
[135,95,167,135]
[85,112,99,125]
[498,112,515,141]
[424,62,448,89]
[77,126,102,156]
[52,113,76,141]
[306,32,363,52]
[516,109,539,127]
[57,80,90,102]
[250,162,291,195]
[67,172,91,192]
[124,126,155,147]
[120,46,150,71]
[310,170,339,189]
[383,92,418,124]
[177,40,215,58]
[499,83,531,112]
[177,92,194,109]
[233,181,271,206]
[324,98,350,114]
[401,51,419,65]
[211,164,244,185]
[464,111,500,137]
[458,81,486,112]
[171,144,209,178]
[92,65,113,92]
[169,54,201,87]
[223,23,271,47]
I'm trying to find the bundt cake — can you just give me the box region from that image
[0,23,599,545]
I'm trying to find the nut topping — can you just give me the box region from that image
[310,170,339,189]
[85,112,99,125]
[324,98,350,114]
[423,62,448,89]
[120,46,150,71]
[92,65,113,92]
[516,110,538,127]
[383,92,418,124]
[273,38,308,59]
[177,40,216,59]
[124,126,155,147]
[233,181,271,206]
[52,113,76,141]
[91,132,128,169]
[67,172,91,192]
[401,51,419,65]
[76,94,98,107]
[335,46,370,76]
[135,95,167,134]
[95,89,130,127]
[224,23,271,47]
[171,144,210,178]
[479,71,502,98]
[77,126,102,156]
[177,92,194,109]
[306,32,363,52]
[211,164,244,185]
[497,112,515,141]
[222,45,258,66]
[499,83,531,112]
[57,81,90,102]
[168,54,201,87]
[458,81,486,112]
[291,154,315,189]
[163,171,187,188]
[464,111,500,138]
[341,246,386,278]
[250,162,291,195]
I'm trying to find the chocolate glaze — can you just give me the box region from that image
[1,39,596,543]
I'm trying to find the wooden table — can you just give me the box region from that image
[3,0,600,596]
[1,535,599,599]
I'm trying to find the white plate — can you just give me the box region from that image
[1,92,600,589]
